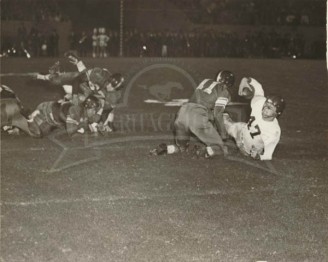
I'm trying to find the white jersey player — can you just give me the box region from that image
[224,77,285,160]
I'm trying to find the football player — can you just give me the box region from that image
[150,70,235,158]
[27,95,101,137]
[34,52,124,134]
[223,77,285,160]
[34,55,124,97]
[64,52,124,134]
[1,84,34,136]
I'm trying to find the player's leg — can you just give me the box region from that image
[11,114,35,136]
[223,113,247,150]
[240,126,265,157]
[1,100,13,127]
[27,110,55,137]
[223,113,256,156]
[223,113,243,138]
[34,60,82,86]
[191,123,227,157]
[1,100,35,136]
[188,108,227,157]
[1,99,23,134]
[150,104,191,156]
[172,104,192,152]
[98,109,115,134]
[37,71,81,86]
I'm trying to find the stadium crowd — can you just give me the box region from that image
[171,0,325,26]
[1,0,325,59]
[4,27,324,59]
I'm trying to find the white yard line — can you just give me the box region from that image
[2,185,326,207]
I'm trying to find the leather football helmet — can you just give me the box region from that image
[216,70,235,88]
[109,73,124,90]
[83,95,100,109]
[266,94,286,116]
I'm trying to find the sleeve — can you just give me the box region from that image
[214,89,231,110]
[214,96,229,108]
[102,108,114,125]
[214,88,230,109]
[249,77,266,107]
[213,93,231,139]
[260,132,280,160]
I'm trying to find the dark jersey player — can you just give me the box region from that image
[150,70,235,158]
[1,84,33,136]
[27,95,101,137]
[33,52,124,133]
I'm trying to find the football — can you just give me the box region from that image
[241,87,254,100]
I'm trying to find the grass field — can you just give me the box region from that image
[1,57,328,262]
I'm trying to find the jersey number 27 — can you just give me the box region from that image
[247,116,261,138]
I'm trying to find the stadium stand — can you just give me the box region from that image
[1,0,326,59]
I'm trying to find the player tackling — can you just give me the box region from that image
[33,52,124,134]
[223,77,285,160]
[151,70,235,158]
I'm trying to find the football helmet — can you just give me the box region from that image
[266,94,285,116]
[109,73,124,90]
[89,67,111,86]
[83,95,100,109]
[216,70,235,88]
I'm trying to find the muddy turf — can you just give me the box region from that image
[1,58,327,262]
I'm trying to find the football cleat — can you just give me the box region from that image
[8,127,20,135]
[194,145,228,159]
[149,143,167,156]
[193,145,208,158]
[98,122,115,135]
[2,126,20,135]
